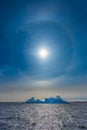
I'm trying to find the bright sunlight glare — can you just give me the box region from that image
[39,48,48,59]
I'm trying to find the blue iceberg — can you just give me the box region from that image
[25,96,69,104]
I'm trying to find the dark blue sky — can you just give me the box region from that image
[0,0,87,101]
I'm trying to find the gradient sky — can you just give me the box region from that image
[0,0,87,101]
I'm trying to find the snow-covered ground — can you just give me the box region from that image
[0,102,87,130]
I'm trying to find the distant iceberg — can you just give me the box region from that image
[25,96,69,104]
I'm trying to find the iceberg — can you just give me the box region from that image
[25,95,69,104]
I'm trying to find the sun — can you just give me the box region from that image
[39,48,48,58]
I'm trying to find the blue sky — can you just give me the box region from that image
[0,0,87,101]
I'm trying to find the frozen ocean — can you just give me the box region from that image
[0,102,87,130]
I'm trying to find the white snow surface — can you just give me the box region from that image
[0,102,87,130]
